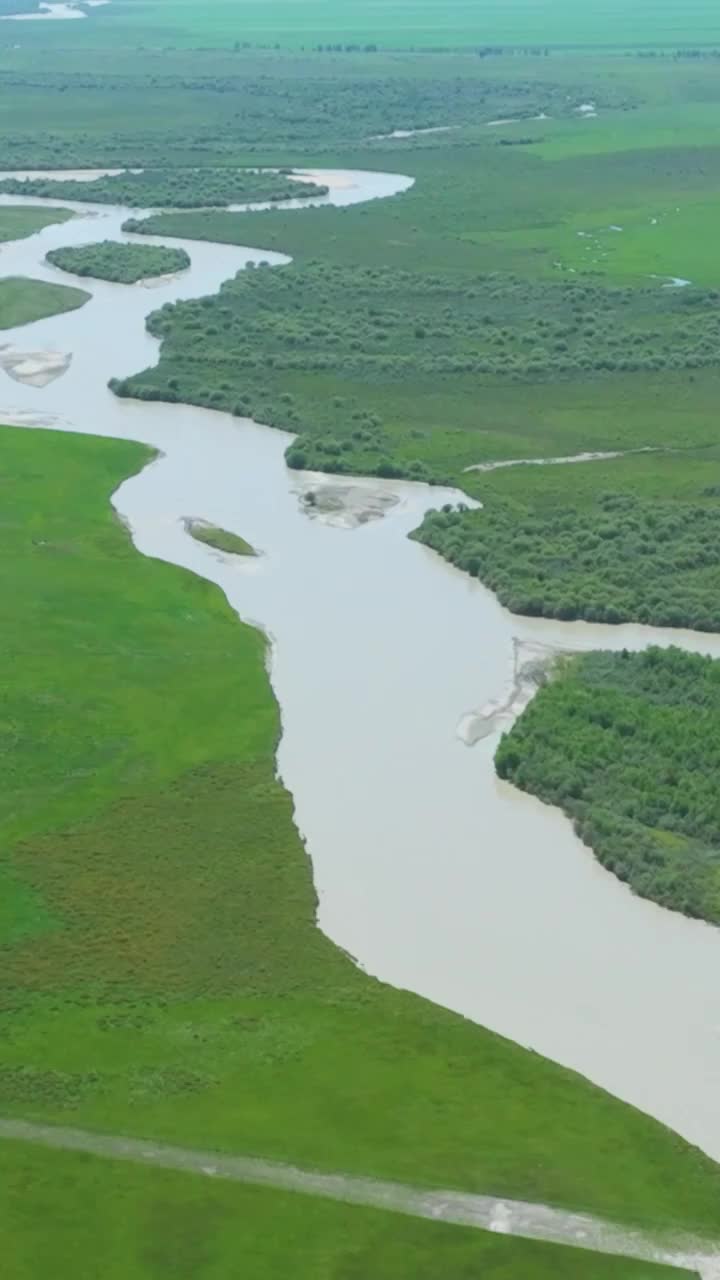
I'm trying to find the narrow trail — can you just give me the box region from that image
[0,1119,718,1276]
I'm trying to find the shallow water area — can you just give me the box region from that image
[3,171,720,1162]
[1,2,86,18]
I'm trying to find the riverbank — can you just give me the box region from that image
[6,420,720,1250]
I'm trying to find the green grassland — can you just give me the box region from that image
[0,206,73,244]
[0,1141,687,1280]
[495,646,720,923]
[46,241,190,285]
[0,275,89,327]
[8,0,720,50]
[2,424,720,1247]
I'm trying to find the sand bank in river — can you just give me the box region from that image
[295,475,400,528]
[457,639,561,745]
[0,345,71,386]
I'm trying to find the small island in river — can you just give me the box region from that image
[46,240,190,284]
[185,518,257,556]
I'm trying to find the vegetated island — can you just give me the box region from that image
[496,645,720,924]
[0,167,328,209]
[47,240,190,284]
[185,517,256,556]
[0,275,89,328]
[0,205,73,244]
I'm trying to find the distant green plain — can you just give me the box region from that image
[23,0,720,49]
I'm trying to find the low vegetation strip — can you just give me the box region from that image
[0,275,89,328]
[495,646,720,924]
[0,168,327,209]
[0,1118,714,1278]
[46,241,190,284]
[3,426,720,1239]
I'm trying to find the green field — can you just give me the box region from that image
[1,1141,686,1280]
[495,646,720,922]
[2,424,720,1259]
[0,275,89,328]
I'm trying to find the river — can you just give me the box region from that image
[2,170,720,1162]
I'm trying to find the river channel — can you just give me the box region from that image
[2,169,720,1162]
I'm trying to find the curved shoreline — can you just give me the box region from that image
[3,172,720,1162]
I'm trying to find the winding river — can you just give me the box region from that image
[3,170,720,1162]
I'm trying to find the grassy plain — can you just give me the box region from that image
[0,206,72,244]
[1,1141,686,1280]
[2,424,720,1252]
[0,275,89,327]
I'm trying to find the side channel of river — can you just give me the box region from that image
[2,171,720,1161]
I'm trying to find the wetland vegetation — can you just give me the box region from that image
[0,167,327,209]
[46,240,190,284]
[496,647,720,924]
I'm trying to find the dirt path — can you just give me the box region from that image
[1,1119,718,1276]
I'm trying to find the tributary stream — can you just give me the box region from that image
[2,170,720,1160]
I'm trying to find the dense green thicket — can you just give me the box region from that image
[4,428,720,1242]
[0,168,326,210]
[112,259,720,483]
[46,240,190,284]
[414,480,720,631]
[496,646,720,923]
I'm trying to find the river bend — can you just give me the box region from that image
[2,170,720,1160]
